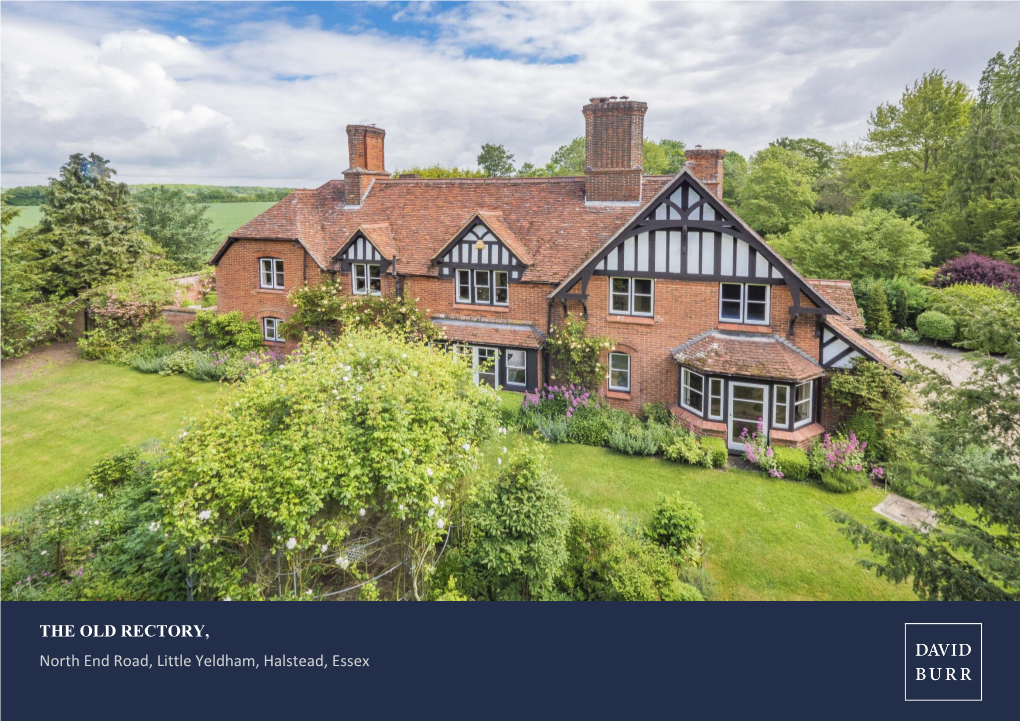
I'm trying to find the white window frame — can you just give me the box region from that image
[456,269,471,303]
[494,271,509,306]
[352,263,381,296]
[608,352,631,392]
[263,317,283,343]
[708,377,724,420]
[718,282,770,325]
[259,258,284,289]
[681,368,705,415]
[773,384,790,428]
[505,349,527,387]
[473,270,491,304]
[793,381,813,428]
[609,277,654,317]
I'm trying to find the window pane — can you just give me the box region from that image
[495,272,508,304]
[612,277,630,294]
[610,370,629,391]
[633,294,652,314]
[745,301,767,322]
[633,279,652,295]
[687,372,703,394]
[710,395,722,418]
[274,260,284,288]
[721,283,742,301]
[611,292,630,313]
[747,285,767,302]
[610,353,629,371]
[686,389,703,411]
[457,270,470,301]
[506,350,526,385]
[474,271,490,302]
[795,382,811,403]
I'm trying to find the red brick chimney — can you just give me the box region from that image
[343,125,388,206]
[685,146,726,200]
[583,97,648,203]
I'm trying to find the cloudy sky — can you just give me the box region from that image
[2,1,1018,188]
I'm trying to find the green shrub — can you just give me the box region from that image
[77,328,123,361]
[87,448,142,494]
[864,282,894,336]
[701,436,729,468]
[772,446,809,481]
[609,424,660,455]
[647,495,704,561]
[498,402,522,431]
[843,410,883,461]
[930,283,1020,354]
[203,291,217,307]
[461,442,569,601]
[559,509,704,602]
[819,469,868,493]
[536,415,569,443]
[662,433,712,467]
[566,406,616,446]
[642,402,672,425]
[186,310,263,351]
[916,310,956,342]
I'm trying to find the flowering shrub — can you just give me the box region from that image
[522,384,592,418]
[932,253,1020,296]
[741,420,783,478]
[546,314,613,390]
[158,329,500,601]
[809,432,868,474]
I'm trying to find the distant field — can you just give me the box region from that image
[4,202,277,244]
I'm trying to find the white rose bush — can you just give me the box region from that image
[158,329,499,600]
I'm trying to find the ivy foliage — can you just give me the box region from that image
[546,313,613,390]
[157,330,500,600]
[186,310,264,352]
[824,358,908,460]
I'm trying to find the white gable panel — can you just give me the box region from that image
[637,232,649,272]
[688,188,701,206]
[755,252,769,278]
[701,234,714,274]
[832,351,860,369]
[721,235,734,276]
[607,246,618,271]
[623,237,635,271]
[654,232,667,272]
[736,240,749,276]
[823,328,833,342]
[687,232,700,274]
[703,204,716,221]
[655,204,667,221]
[822,338,849,364]
[668,231,682,273]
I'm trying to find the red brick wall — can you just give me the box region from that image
[405,276,553,331]
[215,240,328,351]
[564,277,821,413]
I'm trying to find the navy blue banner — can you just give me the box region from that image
[2,601,1016,718]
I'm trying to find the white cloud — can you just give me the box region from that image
[2,2,1017,186]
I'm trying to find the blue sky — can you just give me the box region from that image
[2,2,1018,187]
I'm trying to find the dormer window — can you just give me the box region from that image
[260,258,284,289]
[456,269,508,306]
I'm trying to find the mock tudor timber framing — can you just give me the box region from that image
[551,170,839,335]
[432,216,529,282]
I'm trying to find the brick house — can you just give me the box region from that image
[211,97,894,452]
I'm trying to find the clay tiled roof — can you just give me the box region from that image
[213,176,672,283]
[807,279,864,330]
[431,317,545,349]
[671,331,824,382]
[352,223,398,260]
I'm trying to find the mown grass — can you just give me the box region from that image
[1,359,224,515]
[5,202,276,245]
[546,443,917,601]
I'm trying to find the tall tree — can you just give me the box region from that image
[36,153,158,295]
[722,152,748,205]
[772,208,931,281]
[769,137,835,176]
[867,70,972,202]
[834,342,1020,601]
[643,138,686,175]
[737,149,817,235]
[545,137,586,176]
[135,186,217,271]
[477,143,516,177]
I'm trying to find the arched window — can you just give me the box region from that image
[608,352,631,392]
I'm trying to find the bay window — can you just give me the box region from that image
[708,378,724,420]
[773,385,789,427]
[681,368,704,413]
[793,381,813,426]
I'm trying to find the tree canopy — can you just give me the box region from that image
[135,186,216,271]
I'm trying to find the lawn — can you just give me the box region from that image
[5,201,276,246]
[1,358,224,515]
[547,443,917,601]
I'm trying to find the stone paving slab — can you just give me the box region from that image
[873,493,937,532]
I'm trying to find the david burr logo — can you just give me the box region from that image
[904,623,982,701]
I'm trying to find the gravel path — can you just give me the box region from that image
[873,340,980,386]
